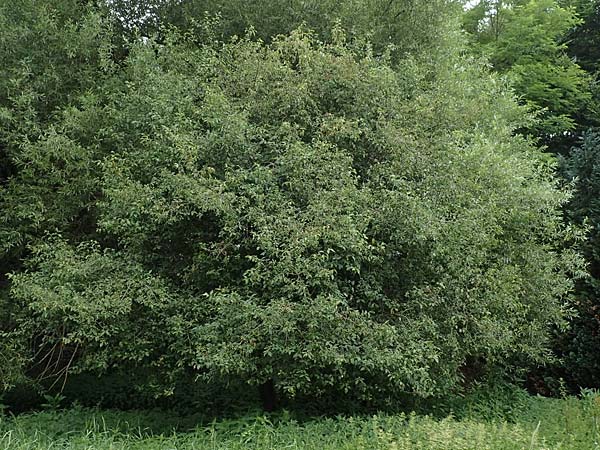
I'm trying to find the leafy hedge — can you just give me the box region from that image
[0,0,583,403]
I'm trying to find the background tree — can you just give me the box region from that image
[464,0,600,393]
[553,132,600,390]
[463,0,597,152]
[552,0,600,392]
[110,0,464,62]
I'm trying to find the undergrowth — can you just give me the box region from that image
[0,388,599,450]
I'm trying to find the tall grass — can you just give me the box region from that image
[0,391,598,450]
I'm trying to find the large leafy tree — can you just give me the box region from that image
[1,0,582,405]
[464,0,597,151]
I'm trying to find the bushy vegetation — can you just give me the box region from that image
[0,0,586,406]
[465,0,600,395]
[2,10,600,450]
[463,0,597,148]
[1,390,600,449]
[554,131,600,390]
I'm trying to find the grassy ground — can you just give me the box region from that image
[0,391,599,449]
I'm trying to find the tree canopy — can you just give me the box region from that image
[464,0,598,150]
[0,0,585,403]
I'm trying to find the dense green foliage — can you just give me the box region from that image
[564,0,600,74]
[1,391,600,449]
[554,131,600,389]
[0,0,115,390]
[463,0,598,148]
[115,0,460,58]
[0,0,591,408]
[555,1,600,394]
[464,0,600,394]
[557,5,600,392]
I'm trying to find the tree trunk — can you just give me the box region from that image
[259,378,277,412]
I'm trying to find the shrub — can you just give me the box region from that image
[0,1,582,404]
